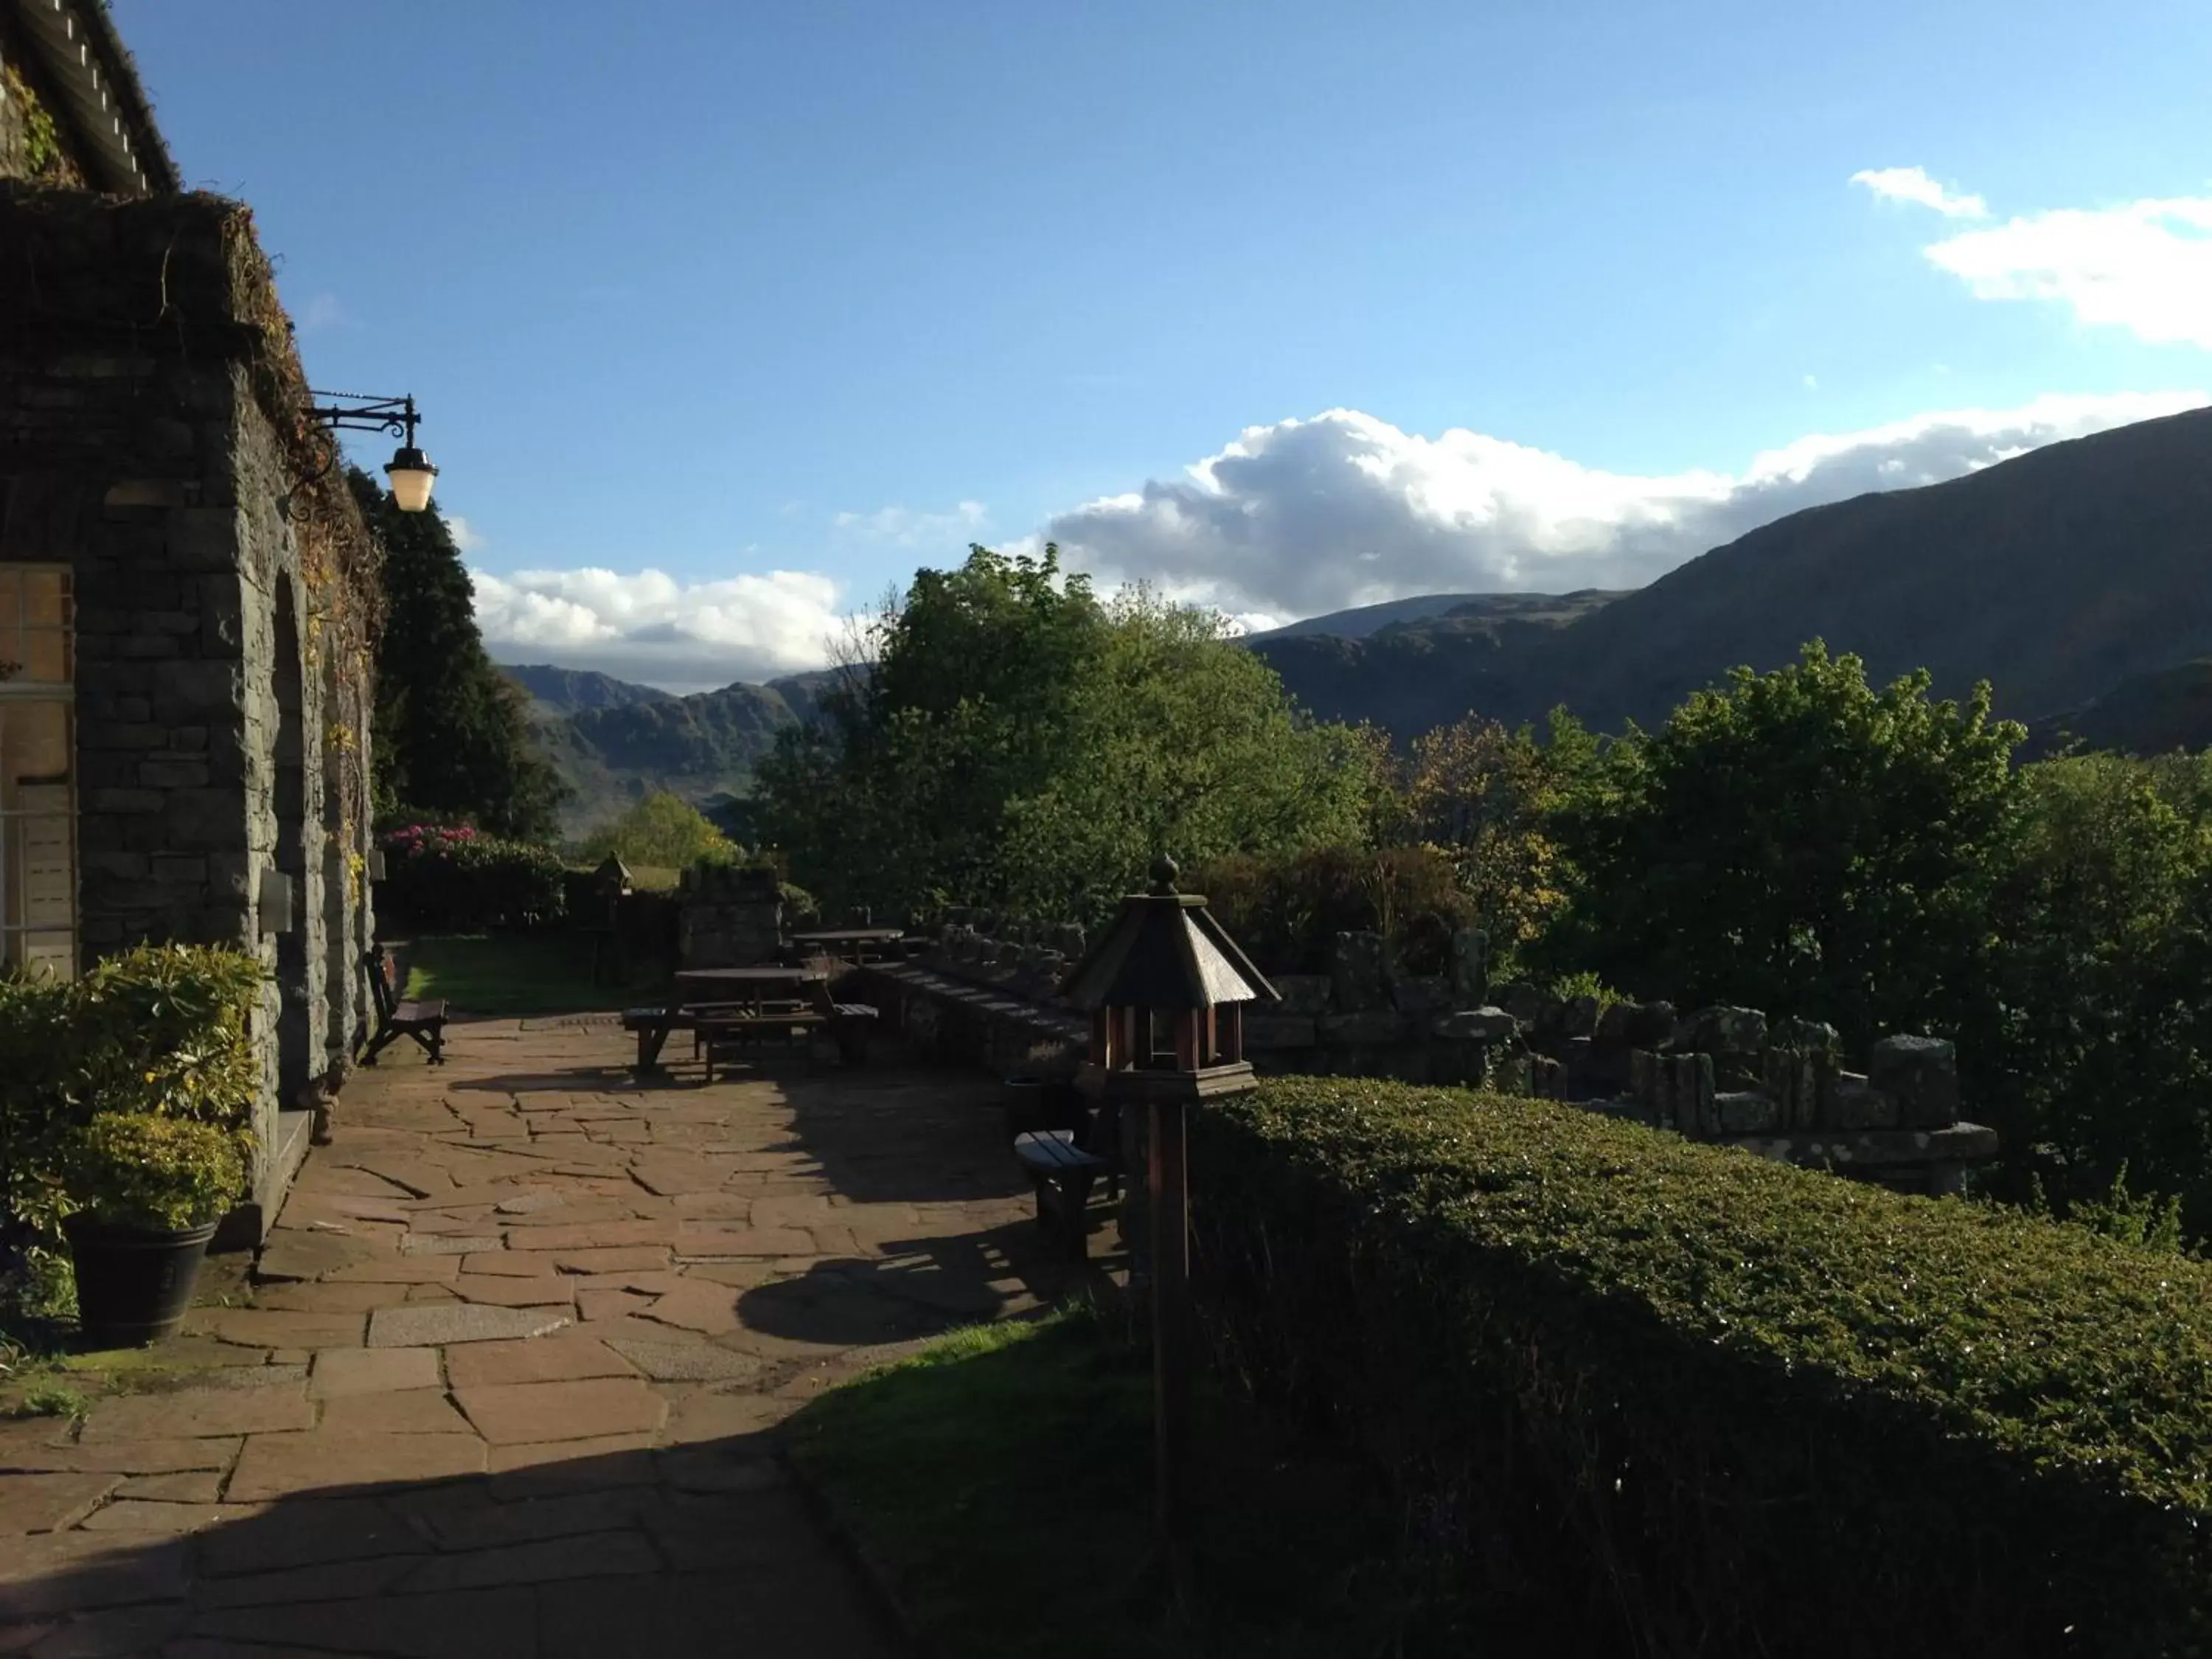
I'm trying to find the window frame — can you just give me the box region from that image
[0,564,78,979]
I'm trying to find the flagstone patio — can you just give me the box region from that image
[0,1014,1085,1656]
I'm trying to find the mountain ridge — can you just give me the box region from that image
[504,406,2212,829]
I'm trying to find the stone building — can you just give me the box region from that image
[1,2,381,1238]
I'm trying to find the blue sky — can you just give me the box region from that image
[115,0,2212,687]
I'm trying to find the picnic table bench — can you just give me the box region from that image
[355,946,447,1066]
[625,964,875,1079]
[1013,1099,1121,1261]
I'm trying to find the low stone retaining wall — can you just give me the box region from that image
[891,914,1995,1196]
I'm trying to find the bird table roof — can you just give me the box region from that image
[1058,860,1278,1012]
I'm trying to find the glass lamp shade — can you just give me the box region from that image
[385,448,439,512]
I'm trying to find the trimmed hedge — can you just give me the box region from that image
[377,824,566,933]
[1192,1078,2212,1657]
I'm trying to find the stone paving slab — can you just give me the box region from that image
[442,1335,637,1390]
[2,1019,1079,1655]
[366,1304,573,1348]
[309,1346,442,1398]
[453,1379,667,1447]
[78,1390,313,1443]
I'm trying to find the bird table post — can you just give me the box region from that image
[1056,855,1278,1596]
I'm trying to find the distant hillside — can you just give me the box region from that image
[1251,591,1623,734]
[495,664,858,836]
[2030,660,2212,760]
[1256,407,2212,742]
[1249,593,1498,641]
[502,664,676,718]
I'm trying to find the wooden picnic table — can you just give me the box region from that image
[672,963,830,1009]
[626,963,877,1080]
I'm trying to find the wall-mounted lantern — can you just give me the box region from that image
[306,391,439,511]
[1058,854,1278,1596]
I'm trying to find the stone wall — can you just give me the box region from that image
[0,191,380,1239]
[914,906,1994,1197]
[675,863,782,969]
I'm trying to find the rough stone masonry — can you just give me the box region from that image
[0,188,381,1239]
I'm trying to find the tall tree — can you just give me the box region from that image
[352,470,564,841]
[1552,641,2025,1048]
[754,546,1378,922]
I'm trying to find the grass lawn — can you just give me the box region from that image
[398,933,667,1017]
[789,1304,1478,1659]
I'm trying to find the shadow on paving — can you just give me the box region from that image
[442,1040,1050,1213]
[0,1427,907,1658]
[737,1231,1124,1348]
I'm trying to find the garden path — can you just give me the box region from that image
[0,1016,1065,1656]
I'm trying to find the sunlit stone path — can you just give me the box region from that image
[0,1015,1066,1655]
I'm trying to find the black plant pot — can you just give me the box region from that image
[63,1215,217,1347]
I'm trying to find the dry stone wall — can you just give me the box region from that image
[914,907,1994,1196]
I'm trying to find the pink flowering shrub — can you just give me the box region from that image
[375,824,565,932]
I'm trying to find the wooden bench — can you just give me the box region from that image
[1013,1104,1119,1260]
[355,947,447,1066]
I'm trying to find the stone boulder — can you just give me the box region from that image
[1331,933,1390,1012]
[1620,1001,1677,1050]
[1672,1051,1717,1137]
[1561,994,1600,1039]
[1431,1006,1520,1043]
[1717,1091,1781,1134]
[1391,975,1454,1019]
[1319,1008,1408,1047]
[1498,981,1545,1028]
[1244,1013,1319,1051]
[1593,1001,1638,1050]
[1676,1005,1768,1055]
[1868,1035,1960,1130]
[1820,1072,1900,1131]
[1448,927,1490,1005]
[1271,973,1334,1016]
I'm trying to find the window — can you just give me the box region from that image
[0,567,75,979]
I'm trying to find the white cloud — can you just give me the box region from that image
[1923,196,2212,349]
[468,393,2208,688]
[1043,394,2207,621]
[831,500,988,545]
[472,565,844,692]
[1851,166,1989,219]
[293,291,355,333]
[445,515,486,554]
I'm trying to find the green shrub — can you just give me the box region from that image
[55,1115,247,1231]
[1193,1077,2212,1657]
[1,945,264,1240]
[377,823,567,932]
[577,791,740,872]
[1189,845,1475,977]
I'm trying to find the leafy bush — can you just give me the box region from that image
[56,1115,246,1231]
[577,791,740,872]
[1189,845,1476,976]
[377,823,567,932]
[1,945,263,1241]
[754,546,1382,925]
[1194,1077,2212,1657]
[1546,641,2024,1050]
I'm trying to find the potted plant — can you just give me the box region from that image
[57,1113,248,1346]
